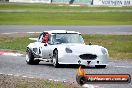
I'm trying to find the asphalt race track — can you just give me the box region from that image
[0,25,132,35]
[0,55,132,88]
[0,25,132,88]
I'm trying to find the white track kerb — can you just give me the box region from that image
[0,51,23,56]
[2,32,41,35]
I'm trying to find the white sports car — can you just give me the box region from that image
[26,30,109,68]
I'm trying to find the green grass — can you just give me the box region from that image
[0,36,30,52]
[0,12,132,25]
[0,3,132,25]
[0,3,132,11]
[0,74,77,88]
[0,34,132,59]
[16,80,73,88]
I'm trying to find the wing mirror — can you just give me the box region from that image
[89,42,92,45]
[44,43,47,46]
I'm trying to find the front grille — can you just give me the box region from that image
[79,54,97,60]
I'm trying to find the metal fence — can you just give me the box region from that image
[52,0,92,4]
[0,0,9,2]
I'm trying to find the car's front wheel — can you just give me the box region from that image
[52,50,59,68]
[26,48,39,65]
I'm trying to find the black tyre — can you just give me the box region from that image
[52,50,59,68]
[26,48,39,65]
[33,59,40,65]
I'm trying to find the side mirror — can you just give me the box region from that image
[89,42,92,45]
[44,43,47,46]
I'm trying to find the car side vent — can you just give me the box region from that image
[79,54,97,60]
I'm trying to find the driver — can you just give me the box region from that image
[42,33,49,43]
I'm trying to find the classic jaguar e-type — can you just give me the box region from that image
[26,30,109,68]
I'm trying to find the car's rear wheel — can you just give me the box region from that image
[95,65,106,68]
[26,48,39,65]
[53,50,59,68]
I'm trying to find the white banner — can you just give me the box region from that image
[93,0,132,6]
[9,0,51,3]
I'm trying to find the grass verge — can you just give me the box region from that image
[0,3,132,11]
[0,34,131,59]
[0,74,78,88]
[0,12,132,25]
[0,3,132,25]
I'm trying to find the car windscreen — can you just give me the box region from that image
[52,33,84,44]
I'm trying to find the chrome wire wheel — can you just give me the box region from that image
[26,53,30,62]
[53,50,59,68]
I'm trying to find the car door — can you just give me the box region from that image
[38,33,53,59]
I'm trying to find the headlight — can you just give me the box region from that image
[101,48,107,54]
[65,48,72,53]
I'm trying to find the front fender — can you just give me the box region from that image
[84,45,109,56]
[55,46,66,59]
[27,43,35,50]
